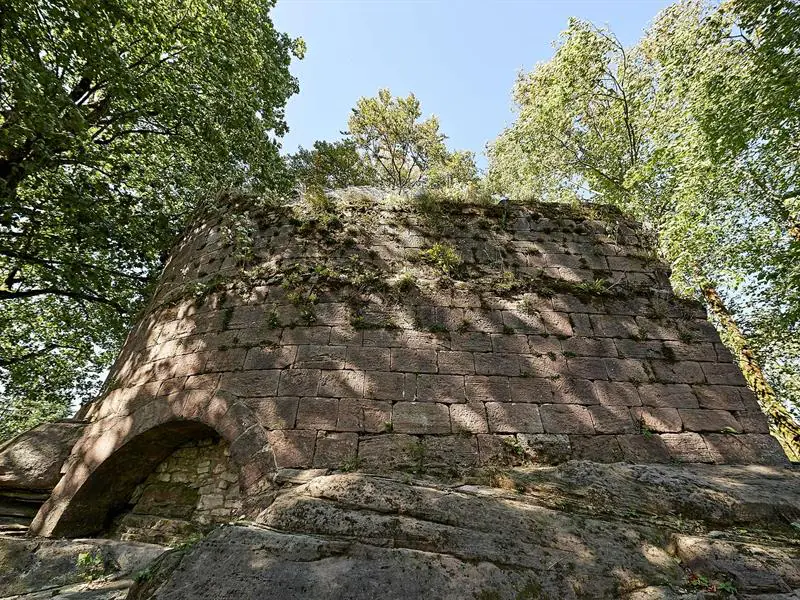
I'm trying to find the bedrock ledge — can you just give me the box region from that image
[124,461,800,600]
[4,461,799,599]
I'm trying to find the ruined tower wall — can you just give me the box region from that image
[31,189,787,537]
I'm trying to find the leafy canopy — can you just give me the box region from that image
[0,0,301,439]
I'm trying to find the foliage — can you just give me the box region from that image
[0,0,301,439]
[418,243,462,276]
[487,1,800,455]
[347,89,477,191]
[286,139,377,190]
[76,550,107,582]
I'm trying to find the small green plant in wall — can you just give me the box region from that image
[418,243,462,276]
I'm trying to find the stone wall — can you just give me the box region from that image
[32,189,788,538]
[91,190,787,470]
[111,438,241,545]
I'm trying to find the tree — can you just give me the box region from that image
[487,5,800,457]
[347,89,476,191]
[0,0,302,440]
[286,140,377,190]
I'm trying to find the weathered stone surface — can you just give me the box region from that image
[123,466,800,600]
[0,422,84,490]
[0,536,165,597]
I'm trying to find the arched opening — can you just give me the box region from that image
[47,420,228,538]
[109,435,242,545]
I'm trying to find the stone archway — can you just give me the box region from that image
[29,391,274,538]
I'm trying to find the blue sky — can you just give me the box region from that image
[272,0,673,170]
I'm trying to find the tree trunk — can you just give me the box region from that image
[701,284,800,461]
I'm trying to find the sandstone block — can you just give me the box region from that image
[567,357,608,380]
[590,314,638,338]
[337,399,392,433]
[486,402,543,433]
[363,371,407,401]
[219,370,281,398]
[281,326,330,345]
[392,402,451,434]
[436,351,475,375]
[701,363,748,386]
[318,370,364,398]
[516,433,572,464]
[630,407,682,433]
[391,348,437,373]
[703,433,788,465]
[550,377,598,405]
[614,339,664,360]
[662,341,717,362]
[603,358,650,383]
[278,369,320,397]
[296,397,339,430]
[464,376,511,403]
[449,403,489,433]
[295,345,346,370]
[526,335,563,356]
[509,377,552,403]
[245,397,298,429]
[313,432,358,468]
[449,332,492,352]
[617,434,670,463]
[345,347,390,371]
[692,386,746,411]
[491,334,530,354]
[570,435,623,462]
[540,311,573,337]
[421,436,479,469]
[650,360,705,384]
[561,336,616,357]
[244,345,297,370]
[661,432,713,463]
[540,404,594,434]
[734,411,769,434]
[678,409,740,433]
[267,430,316,468]
[594,381,641,407]
[357,434,419,471]
[476,434,517,465]
[474,353,520,376]
[588,406,637,434]
[639,384,698,408]
[415,374,466,403]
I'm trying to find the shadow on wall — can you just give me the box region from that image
[31,190,785,539]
